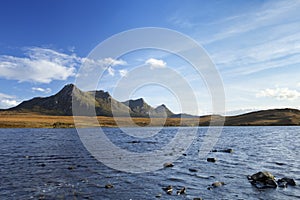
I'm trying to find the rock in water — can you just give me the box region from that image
[163,162,174,168]
[163,185,173,195]
[223,148,233,153]
[212,149,233,153]
[248,171,277,189]
[277,179,288,188]
[207,181,225,190]
[189,168,198,172]
[212,182,225,187]
[207,158,217,162]
[278,177,296,186]
[176,187,186,195]
[265,179,278,188]
[105,184,113,189]
[250,171,275,182]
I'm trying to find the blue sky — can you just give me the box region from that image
[0,0,300,115]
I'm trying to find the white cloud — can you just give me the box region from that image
[0,93,18,108]
[0,47,78,83]
[107,67,115,76]
[0,47,128,81]
[145,58,167,69]
[32,87,52,93]
[119,69,128,77]
[256,87,300,100]
[101,57,127,66]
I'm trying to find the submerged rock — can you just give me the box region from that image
[38,163,46,167]
[207,158,217,162]
[67,166,75,170]
[155,193,162,198]
[212,148,233,153]
[189,168,198,172]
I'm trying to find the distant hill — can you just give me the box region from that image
[7,84,174,117]
[224,108,300,126]
[198,109,300,126]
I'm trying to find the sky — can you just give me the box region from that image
[0,0,300,115]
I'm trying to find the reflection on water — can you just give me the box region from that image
[0,127,299,199]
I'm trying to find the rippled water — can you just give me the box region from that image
[0,127,299,199]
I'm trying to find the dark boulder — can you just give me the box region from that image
[250,171,275,182]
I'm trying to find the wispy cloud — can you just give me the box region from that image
[145,58,166,69]
[168,14,195,29]
[205,0,300,44]
[0,93,18,108]
[32,87,52,93]
[256,87,300,100]
[0,47,78,83]
[198,0,300,77]
[101,57,127,66]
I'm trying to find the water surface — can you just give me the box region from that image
[0,127,299,199]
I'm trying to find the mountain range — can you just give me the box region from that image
[6,84,175,117]
[2,84,300,126]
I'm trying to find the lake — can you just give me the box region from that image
[0,127,299,199]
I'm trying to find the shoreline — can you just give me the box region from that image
[0,113,299,128]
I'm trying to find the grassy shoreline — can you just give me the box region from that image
[0,113,201,128]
